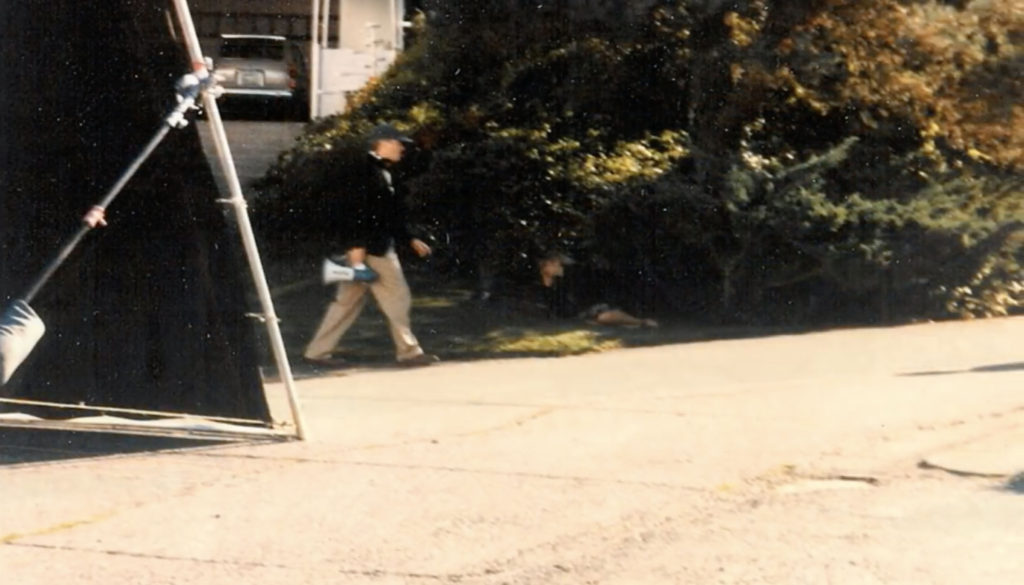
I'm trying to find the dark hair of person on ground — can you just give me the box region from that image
[537,253,658,328]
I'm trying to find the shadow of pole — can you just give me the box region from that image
[901,362,1024,377]
[1007,472,1024,495]
[972,362,1024,374]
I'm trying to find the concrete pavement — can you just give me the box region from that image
[195,120,305,193]
[1,316,1023,584]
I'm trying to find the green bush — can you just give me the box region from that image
[254,0,1023,323]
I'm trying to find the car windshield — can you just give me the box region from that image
[220,39,284,60]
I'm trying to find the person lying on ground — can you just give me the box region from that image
[537,253,659,328]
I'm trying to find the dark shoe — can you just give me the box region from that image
[398,353,440,367]
[303,356,349,369]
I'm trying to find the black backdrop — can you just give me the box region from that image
[0,1,270,421]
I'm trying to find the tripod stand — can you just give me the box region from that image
[168,0,307,439]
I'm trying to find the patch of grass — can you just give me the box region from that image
[259,258,797,369]
[471,327,623,356]
[413,294,467,309]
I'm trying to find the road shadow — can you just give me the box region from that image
[972,362,1024,373]
[1007,473,1024,494]
[900,362,1024,377]
[0,426,236,467]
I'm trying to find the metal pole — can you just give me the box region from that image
[389,0,397,52]
[368,23,379,77]
[170,0,308,440]
[336,0,344,50]
[24,125,170,304]
[397,0,406,51]
[320,0,331,116]
[321,0,331,49]
[310,0,320,119]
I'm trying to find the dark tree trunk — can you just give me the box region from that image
[0,1,270,421]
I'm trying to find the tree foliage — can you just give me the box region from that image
[257,0,1023,323]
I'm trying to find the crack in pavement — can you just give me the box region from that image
[0,512,117,545]
[184,452,708,491]
[0,462,295,547]
[5,541,490,582]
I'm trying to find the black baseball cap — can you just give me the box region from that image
[366,123,413,145]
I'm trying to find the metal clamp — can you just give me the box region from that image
[244,312,280,324]
[165,61,221,129]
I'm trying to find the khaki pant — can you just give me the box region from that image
[303,249,424,361]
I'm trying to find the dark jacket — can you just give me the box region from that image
[337,153,415,256]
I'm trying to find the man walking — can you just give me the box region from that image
[303,123,439,368]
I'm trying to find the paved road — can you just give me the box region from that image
[196,120,306,195]
[1,317,1023,584]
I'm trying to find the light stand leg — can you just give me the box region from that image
[169,0,308,440]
